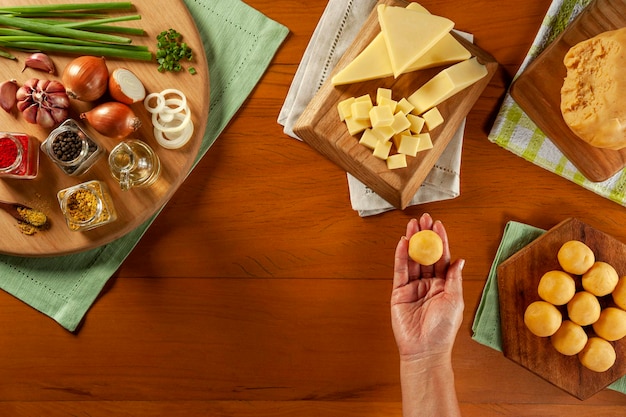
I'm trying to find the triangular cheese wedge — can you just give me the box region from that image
[331,3,470,85]
[377,4,454,77]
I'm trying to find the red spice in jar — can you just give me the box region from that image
[0,133,38,179]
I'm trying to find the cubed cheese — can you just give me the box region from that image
[416,132,434,151]
[370,105,394,128]
[406,114,425,133]
[390,111,412,133]
[397,134,421,157]
[373,125,396,142]
[345,115,371,136]
[337,97,355,121]
[378,96,398,114]
[376,88,393,103]
[396,98,415,115]
[359,129,381,150]
[351,99,373,121]
[422,107,444,131]
[373,139,393,160]
[387,153,407,169]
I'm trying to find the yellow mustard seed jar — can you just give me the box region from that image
[57,180,117,231]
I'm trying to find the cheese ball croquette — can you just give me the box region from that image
[551,320,588,356]
[567,291,601,326]
[582,261,619,296]
[592,307,626,342]
[578,337,616,372]
[408,230,443,266]
[557,240,595,275]
[537,270,576,305]
[524,301,562,337]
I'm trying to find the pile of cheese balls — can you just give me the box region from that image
[524,240,626,372]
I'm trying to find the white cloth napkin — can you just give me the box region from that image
[278,0,467,216]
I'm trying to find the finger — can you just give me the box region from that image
[419,212,434,231]
[393,236,410,289]
[405,218,420,278]
[432,220,451,278]
[444,258,465,306]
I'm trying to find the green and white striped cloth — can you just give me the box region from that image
[488,0,626,204]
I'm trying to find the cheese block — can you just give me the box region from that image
[407,57,488,114]
[377,4,454,77]
[331,3,470,85]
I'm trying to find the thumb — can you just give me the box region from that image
[445,258,465,301]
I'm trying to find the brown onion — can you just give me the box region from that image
[109,68,146,104]
[80,102,141,139]
[62,56,109,101]
[16,78,69,128]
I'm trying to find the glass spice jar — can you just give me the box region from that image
[0,132,39,179]
[42,119,103,176]
[57,180,117,231]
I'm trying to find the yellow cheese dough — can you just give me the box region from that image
[578,337,616,373]
[560,28,626,150]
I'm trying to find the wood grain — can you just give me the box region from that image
[3,0,626,415]
[0,0,208,256]
[498,218,626,400]
[510,0,626,182]
[293,0,497,209]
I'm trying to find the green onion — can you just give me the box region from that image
[0,3,151,62]
[0,15,132,44]
[156,28,193,73]
[0,3,133,14]
[2,41,152,61]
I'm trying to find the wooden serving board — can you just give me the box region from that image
[293,0,497,209]
[0,0,208,256]
[510,0,626,182]
[497,218,626,400]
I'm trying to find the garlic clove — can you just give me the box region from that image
[0,79,18,113]
[22,53,56,75]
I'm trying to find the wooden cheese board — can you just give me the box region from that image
[510,0,626,182]
[497,218,626,400]
[293,0,497,209]
[0,0,209,256]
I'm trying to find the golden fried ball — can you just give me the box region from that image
[592,307,626,342]
[524,301,562,337]
[538,270,576,305]
[582,261,619,296]
[557,240,595,275]
[578,337,616,372]
[550,320,588,355]
[567,291,601,326]
[612,276,626,310]
[408,230,443,266]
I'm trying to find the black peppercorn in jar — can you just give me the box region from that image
[42,119,103,176]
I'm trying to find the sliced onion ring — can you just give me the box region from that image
[154,113,194,149]
[144,92,165,114]
[151,108,191,133]
[162,97,187,114]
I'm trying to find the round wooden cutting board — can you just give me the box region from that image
[0,0,209,256]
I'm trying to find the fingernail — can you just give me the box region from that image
[459,259,466,270]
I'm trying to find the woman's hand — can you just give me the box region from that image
[391,213,465,360]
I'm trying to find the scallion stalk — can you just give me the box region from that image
[0,15,132,44]
[1,41,152,61]
[0,3,133,14]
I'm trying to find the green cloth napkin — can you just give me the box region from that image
[0,0,289,332]
[488,0,626,205]
[471,221,626,394]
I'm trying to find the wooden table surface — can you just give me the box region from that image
[2,0,626,415]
